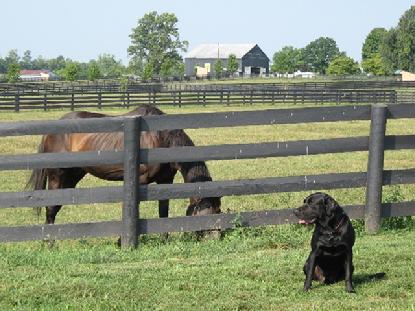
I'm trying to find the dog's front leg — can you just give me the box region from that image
[304,250,317,291]
[344,249,355,293]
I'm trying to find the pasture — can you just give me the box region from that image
[0,103,414,310]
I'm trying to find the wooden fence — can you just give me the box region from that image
[1,79,415,96]
[0,103,414,247]
[0,89,399,111]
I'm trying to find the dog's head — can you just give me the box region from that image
[294,192,340,225]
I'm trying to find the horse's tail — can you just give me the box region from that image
[25,138,47,216]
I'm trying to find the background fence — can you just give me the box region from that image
[0,88,405,111]
[0,103,414,247]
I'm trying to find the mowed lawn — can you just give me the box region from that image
[0,103,414,310]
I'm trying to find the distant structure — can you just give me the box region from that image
[20,70,57,82]
[394,70,415,82]
[185,43,269,78]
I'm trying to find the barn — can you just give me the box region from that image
[185,43,269,77]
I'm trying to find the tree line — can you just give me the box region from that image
[1,5,415,83]
[272,6,415,76]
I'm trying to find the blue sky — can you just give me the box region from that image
[1,1,413,64]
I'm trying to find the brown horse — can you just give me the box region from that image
[26,104,221,224]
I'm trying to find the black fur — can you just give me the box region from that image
[294,192,356,293]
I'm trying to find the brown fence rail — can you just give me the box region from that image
[0,103,414,246]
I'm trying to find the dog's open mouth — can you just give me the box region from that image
[298,218,315,225]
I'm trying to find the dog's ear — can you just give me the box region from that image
[324,195,339,216]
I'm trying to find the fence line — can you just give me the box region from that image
[0,103,414,247]
[0,89,404,111]
[2,80,415,96]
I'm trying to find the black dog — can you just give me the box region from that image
[294,192,356,293]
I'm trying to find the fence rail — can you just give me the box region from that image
[2,79,415,96]
[0,103,414,246]
[0,89,406,111]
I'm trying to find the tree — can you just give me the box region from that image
[380,6,415,73]
[362,28,388,60]
[160,58,175,80]
[21,50,32,69]
[327,55,360,75]
[271,46,302,73]
[380,28,398,73]
[214,60,223,79]
[0,58,7,74]
[96,54,124,78]
[362,53,388,75]
[141,61,154,81]
[6,63,20,83]
[59,62,79,81]
[227,54,238,76]
[87,61,101,81]
[4,49,20,67]
[128,11,188,75]
[395,6,415,72]
[302,37,340,74]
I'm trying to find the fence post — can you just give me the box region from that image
[121,116,140,249]
[71,93,75,111]
[43,94,47,111]
[365,104,387,234]
[97,92,102,110]
[14,94,20,112]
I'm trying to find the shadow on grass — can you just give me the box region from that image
[353,272,386,286]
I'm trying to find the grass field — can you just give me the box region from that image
[0,103,414,310]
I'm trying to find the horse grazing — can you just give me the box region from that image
[26,104,221,224]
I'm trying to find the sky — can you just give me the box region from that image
[1,1,413,65]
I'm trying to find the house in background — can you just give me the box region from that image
[185,43,269,78]
[20,70,57,81]
[394,70,415,81]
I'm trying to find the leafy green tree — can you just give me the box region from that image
[380,6,415,72]
[271,46,303,73]
[395,6,415,72]
[362,28,388,60]
[87,61,101,81]
[174,62,185,80]
[362,53,388,75]
[0,58,7,74]
[214,60,223,79]
[96,54,124,78]
[141,61,154,81]
[327,55,360,75]
[47,56,67,72]
[380,28,398,73]
[6,63,20,83]
[31,55,49,70]
[160,58,174,80]
[227,54,238,76]
[21,50,32,69]
[59,62,79,81]
[5,49,20,67]
[128,11,188,75]
[302,37,340,74]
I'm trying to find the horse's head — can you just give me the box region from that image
[186,197,221,216]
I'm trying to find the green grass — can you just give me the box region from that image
[0,227,414,310]
[0,103,414,310]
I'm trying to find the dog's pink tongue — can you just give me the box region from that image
[298,219,307,224]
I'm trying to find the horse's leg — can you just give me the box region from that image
[156,168,176,219]
[156,169,176,241]
[45,168,86,224]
